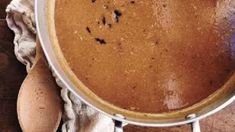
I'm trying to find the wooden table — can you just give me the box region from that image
[0,17,26,132]
[0,0,10,19]
[0,1,235,132]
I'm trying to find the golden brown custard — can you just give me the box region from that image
[55,0,235,113]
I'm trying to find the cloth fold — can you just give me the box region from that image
[6,0,114,131]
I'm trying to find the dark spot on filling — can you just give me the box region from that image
[163,4,167,8]
[108,23,112,28]
[117,42,123,49]
[117,42,124,52]
[151,57,155,60]
[113,9,122,22]
[86,27,91,34]
[91,0,96,3]
[155,40,159,45]
[102,16,106,25]
[95,38,106,44]
[132,85,137,89]
[130,1,135,4]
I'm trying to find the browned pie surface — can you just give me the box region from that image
[55,0,235,113]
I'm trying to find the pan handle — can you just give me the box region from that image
[188,114,201,132]
[113,114,128,132]
[114,120,125,132]
[113,120,201,132]
[191,119,201,132]
[113,114,201,132]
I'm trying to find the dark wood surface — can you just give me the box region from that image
[0,20,26,132]
[0,1,235,132]
[0,0,11,19]
[0,1,25,131]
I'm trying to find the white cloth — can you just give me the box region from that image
[6,0,114,131]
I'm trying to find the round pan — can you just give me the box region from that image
[35,0,235,128]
